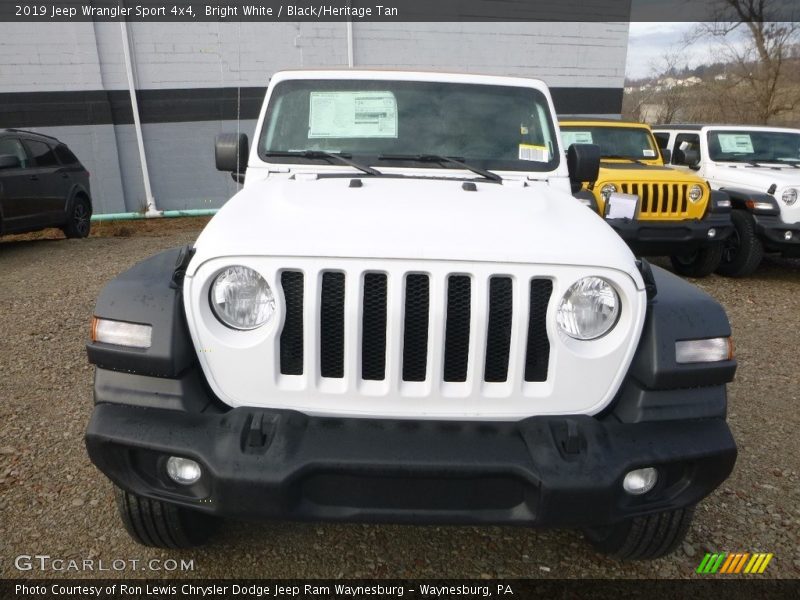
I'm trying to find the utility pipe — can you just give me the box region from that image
[120,21,160,217]
[91,209,218,222]
[346,1,354,67]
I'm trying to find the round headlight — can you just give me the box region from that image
[688,184,703,202]
[782,188,798,206]
[210,266,275,330]
[557,277,620,340]
[600,183,617,201]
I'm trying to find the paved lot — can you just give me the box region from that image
[0,219,798,579]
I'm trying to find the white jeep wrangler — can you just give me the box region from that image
[85,71,737,560]
[654,125,800,276]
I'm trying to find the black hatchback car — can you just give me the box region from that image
[0,129,92,239]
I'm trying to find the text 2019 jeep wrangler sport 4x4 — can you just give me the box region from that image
[85,71,737,560]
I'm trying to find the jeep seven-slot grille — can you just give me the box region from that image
[278,270,552,384]
[618,183,690,217]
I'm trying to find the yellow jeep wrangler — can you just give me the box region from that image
[560,119,733,277]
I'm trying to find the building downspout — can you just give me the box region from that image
[346,1,354,67]
[120,21,160,217]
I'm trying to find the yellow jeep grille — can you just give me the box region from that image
[618,183,693,218]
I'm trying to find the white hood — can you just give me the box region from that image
[713,164,800,223]
[190,176,641,283]
[715,163,800,191]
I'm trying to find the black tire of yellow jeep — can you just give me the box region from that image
[114,486,216,549]
[669,243,724,278]
[583,506,695,560]
[716,210,764,277]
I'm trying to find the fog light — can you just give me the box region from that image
[708,228,717,238]
[623,467,658,495]
[785,231,793,241]
[166,456,202,485]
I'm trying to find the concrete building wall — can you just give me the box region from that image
[0,21,629,215]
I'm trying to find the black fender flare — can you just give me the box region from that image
[608,265,736,423]
[719,186,777,212]
[86,247,196,377]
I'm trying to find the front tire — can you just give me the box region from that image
[63,196,92,239]
[114,487,216,549]
[715,210,763,277]
[669,243,723,278]
[583,506,695,560]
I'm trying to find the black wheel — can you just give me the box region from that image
[63,196,92,239]
[583,506,695,560]
[114,486,216,549]
[669,243,723,278]
[715,210,764,277]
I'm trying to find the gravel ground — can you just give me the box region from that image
[0,219,798,580]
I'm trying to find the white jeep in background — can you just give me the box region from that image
[85,70,737,561]
[654,125,800,276]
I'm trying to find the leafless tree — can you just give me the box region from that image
[692,0,800,123]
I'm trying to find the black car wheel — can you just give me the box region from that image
[583,506,695,560]
[669,243,723,278]
[115,486,217,549]
[715,209,763,277]
[63,196,92,239]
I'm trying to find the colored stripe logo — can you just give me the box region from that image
[697,552,773,574]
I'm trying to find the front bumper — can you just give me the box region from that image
[752,214,800,253]
[607,212,733,255]
[86,401,736,529]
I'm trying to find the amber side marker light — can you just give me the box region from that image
[675,337,734,364]
[91,316,152,349]
[745,199,776,212]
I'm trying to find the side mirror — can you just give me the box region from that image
[673,148,700,169]
[683,148,701,169]
[0,154,21,169]
[659,148,671,164]
[567,143,600,185]
[215,133,249,175]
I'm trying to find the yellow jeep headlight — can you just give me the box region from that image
[688,184,703,202]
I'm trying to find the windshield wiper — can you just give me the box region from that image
[378,154,502,182]
[264,150,382,176]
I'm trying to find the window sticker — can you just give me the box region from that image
[308,91,398,139]
[718,134,754,154]
[561,131,594,147]
[642,149,656,157]
[519,143,549,162]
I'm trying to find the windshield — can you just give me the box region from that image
[560,125,659,161]
[259,79,560,172]
[707,130,800,163]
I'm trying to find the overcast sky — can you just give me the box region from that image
[626,22,725,79]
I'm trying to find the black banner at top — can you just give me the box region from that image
[2,0,800,22]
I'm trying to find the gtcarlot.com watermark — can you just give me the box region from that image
[14,554,195,573]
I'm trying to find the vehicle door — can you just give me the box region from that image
[22,138,67,225]
[0,135,41,233]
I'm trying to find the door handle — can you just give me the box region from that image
[61,173,70,179]
[28,175,39,181]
